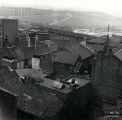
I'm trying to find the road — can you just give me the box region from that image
[50,13,72,25]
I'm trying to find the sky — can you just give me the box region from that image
[0,0,122,17]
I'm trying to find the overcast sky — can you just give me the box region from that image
[0,0,122,17]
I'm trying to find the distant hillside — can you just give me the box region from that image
[57,11,122,28]
[0,6,68,27]
[0,6,122,29]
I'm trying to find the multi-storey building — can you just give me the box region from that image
[0,19,18,47]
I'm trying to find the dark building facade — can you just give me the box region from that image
[54,53,81,79]
[91,48,122,115]
[0,19,18,47]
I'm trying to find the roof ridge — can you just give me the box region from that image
[80,42,95,53]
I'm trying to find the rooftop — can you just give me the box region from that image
[16,68,48,80]
[86,43,105,52]
[0,66,63,118]
[114,49,122,61]
[13,41,51,61]
[87,38,106,44]
[39,75,90,94]
[54,42,94,64]
[0,48,12,58]
[15,68,90,95]
[65,42,94,60]
[54,51,78,65]
[17,94,63,118]
[49,27,97,40]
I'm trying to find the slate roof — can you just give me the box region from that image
[110,35,122,47]
[65,43,94,60]
[35,42,51,55]
[54,42,94,65]
[87,35,122,51]
[52,39,71,47]
[14,47,35,60]
[54,51,79,65]
[44,40,58,53]
[114,49,122,61]
[12,42,51,60]
[86,44,105,52]
[0,66,63,118]
[17,94,63,118]
[16,68,48,80]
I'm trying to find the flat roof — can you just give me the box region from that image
[16,68,90,95]
[64,75,90,87]
[39,75,90,94]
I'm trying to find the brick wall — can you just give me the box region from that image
[92,53,122,104]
